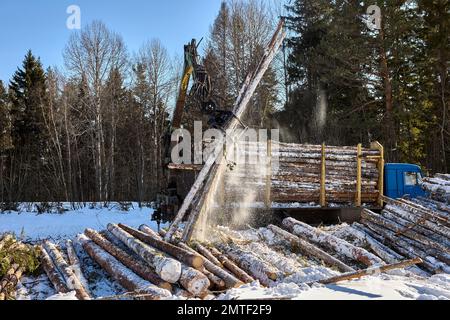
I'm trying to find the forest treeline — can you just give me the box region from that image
[0,0,448,204]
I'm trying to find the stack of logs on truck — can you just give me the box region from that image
[169,141,385,209]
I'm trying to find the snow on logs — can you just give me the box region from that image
[39,246,70,294]
[66,240,91,295]
[360,207,450,273]
[0,263,24,300]
[118,223,204,269]
[222,142,382,205]
[77,234,171,300]
[106,224,182,283]
[216,243,279,287]
[282,217,384,267]
[154,227,244,289]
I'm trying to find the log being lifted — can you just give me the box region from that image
[267,225,355,273]
[84,228,172,291]
[39,246,70,294]
[119,224,204,269]
[66,240,91,295]
[77,235,171,300]
[107,224,181,283]
[166,19,287,242]
[282,218,384,267]
[208,247,255,284]
[44,241,91,300]
[313,258,423,286]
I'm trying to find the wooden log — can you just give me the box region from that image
[77,234,171,300]
[166,19,286,241]
[217,244,279,287]
[142,226,239,289]
[84,228,172,291]
[314,258,423,285]
[44,241,91,300]
[282,218,384,267]
[360,219,446,274]
[66,240,91,295]
[120,224,204,270]
[136,230,221,291]
[179,265,211,297]
[107,224,181,283]
[0,263,23,300]
[350,223,429,277]
[175,242,227,290]
[129,229,211,296]
[384,197,449,226]
[39,246,70,294]
[0,234,14,251]
[267,225,354,273]
[384,203,450,239]
[208,247,255,284]
[191,241,222,267]
[362,209,449,255]
[381,209,450,247]
[347,223,403,263]
[139,225,163,241]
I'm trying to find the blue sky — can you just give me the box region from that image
[0,0,224,83]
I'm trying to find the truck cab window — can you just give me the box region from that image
[404,172,418,186]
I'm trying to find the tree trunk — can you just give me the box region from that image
[315,258,422,286]
[179,265,211,298]
[217,244,279,287]
[0,264,23,300]
[282,217,384,267]
[157,227,243,288]
[40,246,70,294]
[84,228,172,291]
[119,224,203,269]
[208,247,254,284]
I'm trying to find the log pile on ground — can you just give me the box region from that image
[422,174,450,203]
[349,196,450,274]
[27,206,447,300]
[221,142,382,205]
[0,234,40,300]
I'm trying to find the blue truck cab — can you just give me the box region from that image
[384,163,427,199]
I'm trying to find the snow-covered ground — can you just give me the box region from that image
[218,274,450,300]
[0,203,164,242]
